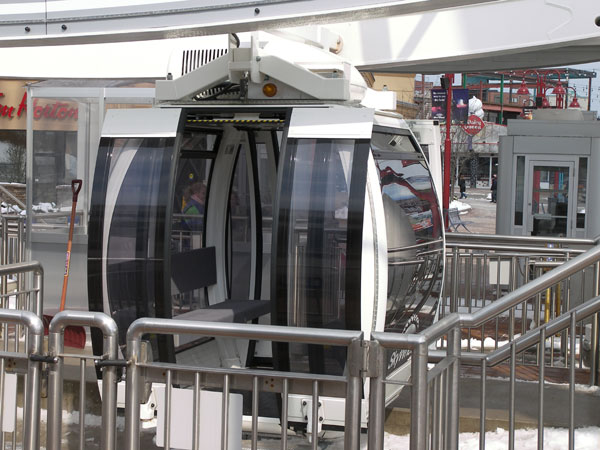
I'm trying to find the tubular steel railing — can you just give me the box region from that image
[125,318,364,450]
[1,234,599,450]
[477,295,600,450]
[47,311,120,450]
[370,242,600,450]
[0,309,44,450]
[442,234,599,378]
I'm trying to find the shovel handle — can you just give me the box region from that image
[71,179,82,202]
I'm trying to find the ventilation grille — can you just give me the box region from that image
[181,48,228,76]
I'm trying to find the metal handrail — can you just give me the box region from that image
[370,243,600,450]
[429,244,600,337]
[445,242,585,255]
[0,186,25,210]
[47,311,119,450]
[446,232,599,247]
[0,309,44,450]
[486,295,600,366]
[125,318,364,450]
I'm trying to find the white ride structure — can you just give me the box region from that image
[86,31,444,431]
[0,0,599,444]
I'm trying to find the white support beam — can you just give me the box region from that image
[0,0,504,47]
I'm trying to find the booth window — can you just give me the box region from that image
[514,156,525,226]
[577,157,587,229]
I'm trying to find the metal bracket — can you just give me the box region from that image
[363,340,384,378]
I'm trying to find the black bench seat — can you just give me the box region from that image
[176,299,271,324]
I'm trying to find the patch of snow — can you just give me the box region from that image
[449,200,472,214]
[384,427,600,450]
[32,202,58,213]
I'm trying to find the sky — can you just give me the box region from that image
[565,62,600,112]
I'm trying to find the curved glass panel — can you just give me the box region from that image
[228,144,252,300]
[275,138,358,375]
[88,136,174,347]
[170,130,217,315]
[255,134,276,300]
[371,130,443,342]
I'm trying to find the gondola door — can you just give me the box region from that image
[88,108,183,362]
[272,107,374,376]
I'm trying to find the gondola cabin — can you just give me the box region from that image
[87,34,445,426]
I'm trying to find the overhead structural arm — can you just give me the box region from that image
[317,0,600,73]
[0,1,598,77]
[0,0,504,47]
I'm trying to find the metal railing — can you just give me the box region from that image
[442,234,600,377]
[125,318,364,450]
[1,233,598,449]
[47,311,120,450]
[476,295,600,450]
[1,215,26,267]
[0,262,44,450]
[367,241,600,450]
[0,309,44,450]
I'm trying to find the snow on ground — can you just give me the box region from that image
[384,427,600,450]
[449,200,472,214]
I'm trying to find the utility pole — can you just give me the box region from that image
[442,74,454,229]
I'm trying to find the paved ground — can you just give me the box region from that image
[450,186,498,235]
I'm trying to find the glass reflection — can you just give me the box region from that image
[372,131,443,340]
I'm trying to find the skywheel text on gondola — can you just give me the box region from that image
[87,31,444,428]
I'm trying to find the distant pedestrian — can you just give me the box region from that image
[459,177,467,199]
[491,174,497,203]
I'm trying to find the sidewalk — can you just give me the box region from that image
[387,374,600,435]
[450,187,497,234]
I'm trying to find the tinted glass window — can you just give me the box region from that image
[90,136,174,340]
[228,144,252,300]
[276,138,356,375]
[170,130,217,315]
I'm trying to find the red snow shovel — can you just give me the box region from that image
[43,179,86,349]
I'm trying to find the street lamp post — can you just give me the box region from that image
[442,74,453,230]
[516,69,566,110]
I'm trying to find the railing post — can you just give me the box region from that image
[0,310,46,450]
[125,327,142,450]
[451,246,460,313]
[447,327,460,450]
[367,341,385,450]
[33,268,43,317]
[345,337,363,450]
[101,328,119,450]
[592,262,599,386]
[47,311,119,450]
[47,327,63,450]
[411,342,428,450]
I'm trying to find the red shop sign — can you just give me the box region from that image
[461,114,485,136]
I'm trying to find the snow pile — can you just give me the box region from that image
[32,202,58,213]
[449,200,472,214]
[385,427,600,449]
[0,202,22,214]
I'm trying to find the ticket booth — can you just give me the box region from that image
[497,109,600,239]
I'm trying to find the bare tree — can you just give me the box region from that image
[0,143,26,183]
[440,125,475,196]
